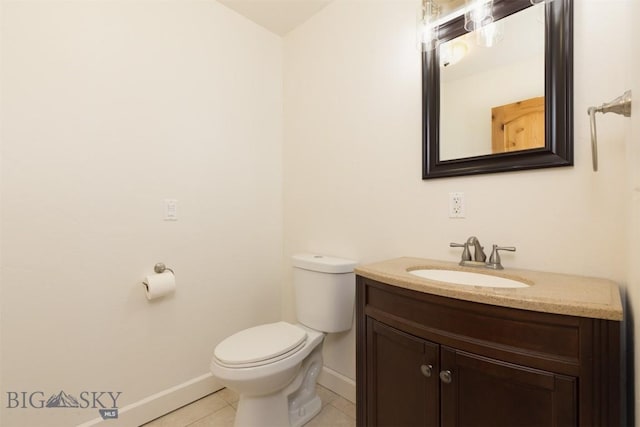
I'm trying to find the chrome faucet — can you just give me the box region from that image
[450,236,485,266]
[450,237,515,269]
[466,236,486,263]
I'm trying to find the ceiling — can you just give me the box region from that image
[218,0,332,36]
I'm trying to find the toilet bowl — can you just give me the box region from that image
[210,254,357,427]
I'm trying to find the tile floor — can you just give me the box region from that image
[142,385,356,427]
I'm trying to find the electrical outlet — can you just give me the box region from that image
[449,192,465,218]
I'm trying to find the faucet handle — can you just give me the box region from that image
[450,242,472,263]
[487,245,516,270]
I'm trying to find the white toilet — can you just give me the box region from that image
[210,254,357,427]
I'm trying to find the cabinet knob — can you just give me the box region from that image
[439,370,453,384]
[420,364,433,378]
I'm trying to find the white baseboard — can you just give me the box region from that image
[77,373,222,427]
[317,366,356,403]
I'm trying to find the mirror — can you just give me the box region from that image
[440,5,545,160]
[422,0,573,179]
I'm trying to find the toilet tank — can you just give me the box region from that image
[292,254,358,333]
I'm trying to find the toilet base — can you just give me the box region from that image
[235,392,290,427]
[234,390,321,427]
[289,394,321,427]
[233,340,324,427]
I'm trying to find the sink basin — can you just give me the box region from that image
[409,269,530,288]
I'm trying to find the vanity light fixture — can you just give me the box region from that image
[418,0,441,51]
[464,0,494,32]
[419,0,503,53]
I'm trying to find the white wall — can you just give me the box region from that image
[0,0,4,422]
[283,0,633,407]
[626,0,640,422]
[0,1,283,426]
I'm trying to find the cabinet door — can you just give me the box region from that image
[366,319,439,427]
[440,347,577,427]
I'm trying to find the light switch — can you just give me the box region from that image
[164,199,178,221]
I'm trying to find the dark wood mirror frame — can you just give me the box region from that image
[422,0,573,179]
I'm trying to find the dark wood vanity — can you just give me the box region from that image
[356,275,621,427]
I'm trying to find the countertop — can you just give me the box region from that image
[355,257,623,321]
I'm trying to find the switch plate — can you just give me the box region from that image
[164,199,178,221]
[449,192,465,218]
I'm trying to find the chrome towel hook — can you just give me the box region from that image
[588,90,632,171]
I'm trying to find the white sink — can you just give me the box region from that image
[409,269,530,289]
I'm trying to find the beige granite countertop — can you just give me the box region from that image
[355,257,623,321]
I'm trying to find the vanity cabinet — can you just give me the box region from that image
[356,276,621,427]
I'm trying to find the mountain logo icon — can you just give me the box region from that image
[45,391,80,408]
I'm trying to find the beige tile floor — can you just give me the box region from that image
[142,385,355,427]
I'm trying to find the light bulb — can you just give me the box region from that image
[464,0,494,32]
[417,0,441,51]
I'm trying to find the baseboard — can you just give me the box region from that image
[76,373,222,427]
[317,366,356,403]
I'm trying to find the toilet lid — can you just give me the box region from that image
[214,322,307,366]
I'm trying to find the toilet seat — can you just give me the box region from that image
[214,322,307,368]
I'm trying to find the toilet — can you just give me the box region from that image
[210,254,357,427]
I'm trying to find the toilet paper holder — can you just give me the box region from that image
[142,263,177,300]
[154,262,174,274]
